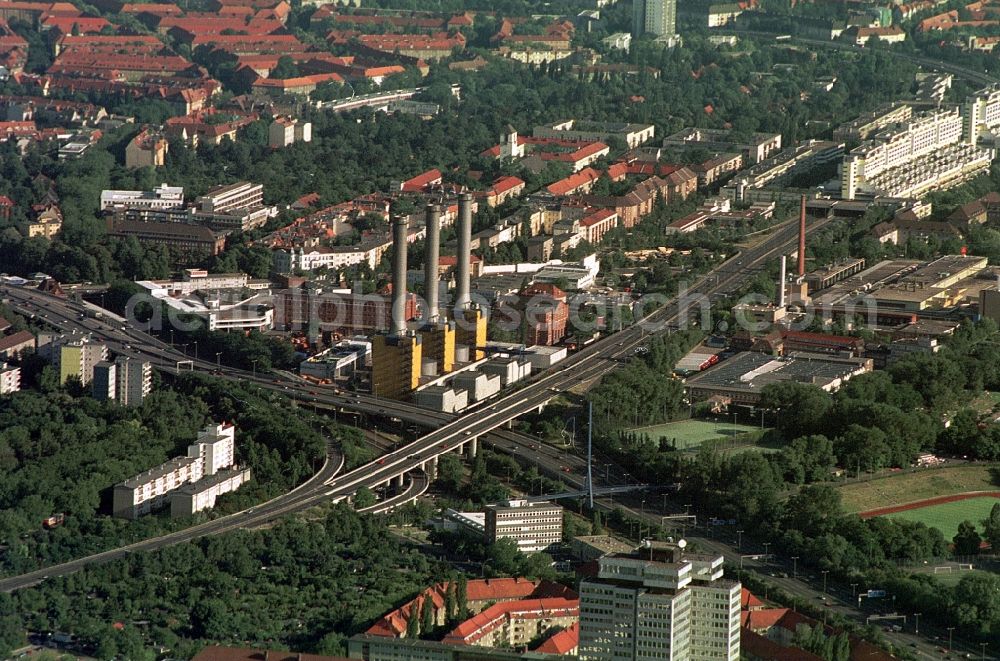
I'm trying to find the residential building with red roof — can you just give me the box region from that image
[482,129,610,173]
[354,32,465,60]
[442,597,578,647]
[534,622,579,655]
[579,207,618,244]
[546,167,601,196]
[190,33,302,55]
[164,108,258,146]
[39,13,111,35]
[399,168,443,193]
[477,175,525,207]
[250,71,342,96]
[53,33,164,56]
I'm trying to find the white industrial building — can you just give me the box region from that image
[480,357,532,387]
[451,371,502,402]
[413,385,468,413]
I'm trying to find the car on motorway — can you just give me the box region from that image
[377,458,386,465]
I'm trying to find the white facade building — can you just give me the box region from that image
[113,423,243,519]
[115,356,152,407]
[100,184,184,211]
[578,540,741,661]
[840,107,990,199]
[169,467,251,517]
[484,499,563,554]
[0,362,20,394]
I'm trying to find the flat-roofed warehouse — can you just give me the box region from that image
[684,351,872,406]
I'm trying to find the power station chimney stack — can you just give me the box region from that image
[778,255,787,308]
[424,203,441,322]
[456,192,473,312]
[798,195,807,277]
[391,215,408,336]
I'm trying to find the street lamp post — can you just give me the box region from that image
[913,613,920,635]
[981,642,987,660]
[736,529,744,551]
[251,359,257,379]
[193,341,198,361]
[791,556,798,578]
[763,542,771,561]
[821,570,829,594]
[948,627,955,652]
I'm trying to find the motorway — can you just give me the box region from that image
[0,212,822,593]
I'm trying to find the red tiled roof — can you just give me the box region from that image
[251,72,342,88]
[400,168,442,192]
[581,207,617,227]
[443,597,579,645]
[0,196,13,206]
[438,254,482,266]
[741,587,764,609]
[40,15,112,33]
[740,630,824,661]
[534,622,578,654]
[489,175,525,195]
[546,167,600,196]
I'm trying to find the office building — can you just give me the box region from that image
[578,539,741,661]
[485,499,563,554]
[633,0,676,37]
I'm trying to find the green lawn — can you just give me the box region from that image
[839,465,998,513]
[883,496,1000,540]
[924,568,992,587]
[627,419,764,451]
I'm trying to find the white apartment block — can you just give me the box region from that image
[533,120,656,149]
[100,184,184,211]
[484,499,563,553]
[189,423,236,476]
[115,356,152,407]
[578,540,741,661]
[274,245,380,273]
[56,339,108,386]
[113,455,205,519]
[113,422,240,518]
[840,108,984,199]
[196,182,264,213]
[92,361,117,401]
[268,116,312,149]
[170,466,251,517]
[964,85,1000,145]
[0,363,20,394]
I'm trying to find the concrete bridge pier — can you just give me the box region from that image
[393,473,405,488]
[465,436,478,459]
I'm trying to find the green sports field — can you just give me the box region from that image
[627,419,763,451]
[884,496,1000,541]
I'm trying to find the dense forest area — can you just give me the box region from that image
[0,372,372,577]
[0,505,444,660]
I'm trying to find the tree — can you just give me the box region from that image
[420,594,434,637]
[456,575,468,620]
[436,453,464,493]
[405,607,419,638]
[353,486,376,509]
[445,581,458,622]
[983,503,1000,551]
[953,520,982,556]
[758,382,832,440]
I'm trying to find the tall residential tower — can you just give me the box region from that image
[578,539,741,661]
[633,0,676,37]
